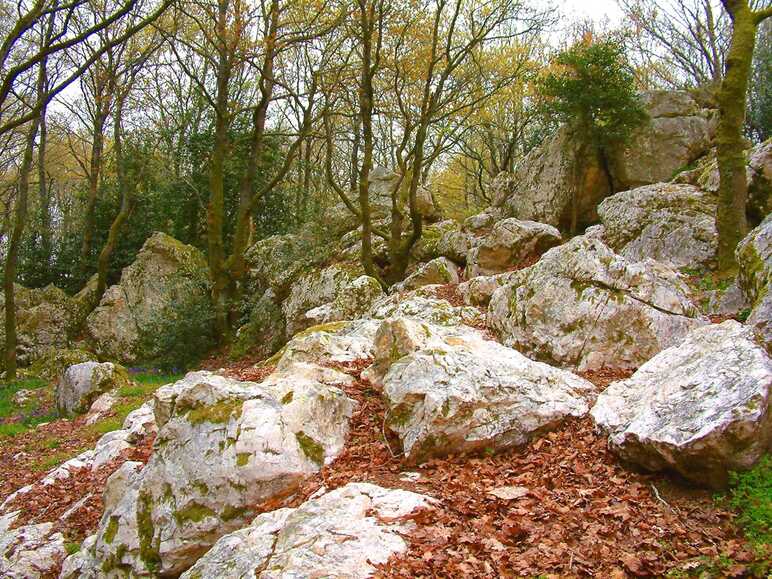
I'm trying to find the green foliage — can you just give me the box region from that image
[747,19,772,143]
[539,39,648,151]
[726,455,772,547]
[136,279,216,372]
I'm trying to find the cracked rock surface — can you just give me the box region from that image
[591,321,771,488]
[179,482,433,579]
[487,234,706,371]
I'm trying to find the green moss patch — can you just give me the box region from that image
[187,399,244,425]
[295,431,325,466]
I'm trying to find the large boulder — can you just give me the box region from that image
[613,90,717,189]
[0,511,66,579]
[369,166,441,221]
[410,219,472,265]
[488,235,707,371]
[598,183,718,269]
[305,275,385,326]
[282,263,364,336]
[591,321,771,488]
[736,214,772,349]
[465,218,562,278]
[0,284,81,370]
[491,90,716,230]
[392,257,460,293]
[368,318,594,463]
[56,361,131,417]
[180,483,433,579]
[71,369,355,576]
[86,233,213,365]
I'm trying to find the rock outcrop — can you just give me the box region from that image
[180,483,433,579]
[591,321,771,488]
[367,318,594,463]
[0,284,81,370]
[56,361,131,417]
[392,257,460,293]
[598,183,718,269]
[0,511,66,579]
[736,214,772,349]
[282,263,365,336]
[69,369,355,576]
[305,275,385,326]
[488,235,706,371]
[86,233,213,365]
[465,218,562,278]
[490,90,716,230]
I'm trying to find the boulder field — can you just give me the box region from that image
[0,94,769,578]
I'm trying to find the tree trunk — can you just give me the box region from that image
[95,97,131,300]
[4,116,41,379]
[715,1,767,272]
[207,0,234,339]
[80,105,108,270]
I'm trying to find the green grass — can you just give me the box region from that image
[85,372,182,437]
[0,377,56,438]
[726,455,771,547]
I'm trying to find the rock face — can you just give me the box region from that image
[613,90,716,189]
[0,284,81,370]
[282,263,365,336]
[591,321,771,488]
[491,90,716,230]
[305,275,385,326]
[392,257,460,293]
[56,361,131,417]
[369,166,441,221]
[180,483,433,579]
[736,215,772,349]
[231,289,286,360]
[598,183,718,269]
[71,369,355,576]
[466,219,562,278]
[86,232,213,365]
[368,318,593,463]
[0,511,66,579]
[488,235,706,371]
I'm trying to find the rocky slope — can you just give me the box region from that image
[0,92,769,578]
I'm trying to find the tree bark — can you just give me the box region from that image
[4,115,41,380]
[715,0,770,272]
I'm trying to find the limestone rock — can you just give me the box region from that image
[0,284,80,370]
[458,272,517,308]
[411,220,472,264]
[392,258,461,293]
[488,235,706,371]
[369,318,593,463]
[283,263,364,336]
[56,362,131,417]
[369,166,441,221]
[305,275,385,326]
[86,232,213,365]
[0,511,66,579]
[598,183,718,269]
[614,90,716,189]
[371,286,483,328]
[180,483,433,579]
[465,219,561,278]
[491,90,716,230]
[75,370,355,576]
[736,215,772,349]
[591,321,771,488]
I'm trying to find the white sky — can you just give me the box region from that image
[558,0,623,24]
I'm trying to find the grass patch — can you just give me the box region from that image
[86,372,182,437]
[724,455,771,547]
[0,377,56,438]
